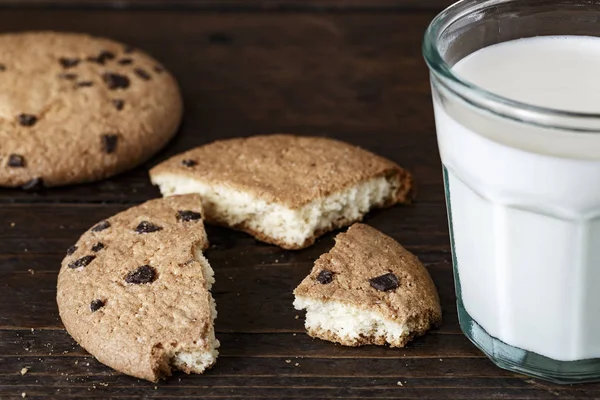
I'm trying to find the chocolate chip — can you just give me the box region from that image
[134,68,151,81]
[369,272,400,292]
[91,220,110,232]
[66,245,78,256]
[125,265,156,284]
[59,57,80,68]
[87,50,115,65]
[117,58,133,65]
[59,73,78,80]
[91,242,105,252]
[124,46,135,54]
[153,65,164,73]
[101,134,119,154]
[135,221,163,234]
[18,114,37,127]
[7,154,25,168]
[90,299,105,312]
[208,32,233,44]
[76,81,94,88]
[316,270,334,284]
[99,50,115,61]
[22,177,44,191]
[177,210,202,222]
[111,99,124,111]
[181,159,197,167]
[0,64,6,71]
[68,255,96,269]
[102,72,130,90]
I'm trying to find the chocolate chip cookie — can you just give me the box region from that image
[57,194,218,382]
[0,31,183,189]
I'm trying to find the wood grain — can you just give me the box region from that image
[0,8,597,400]
[0,0,455,12]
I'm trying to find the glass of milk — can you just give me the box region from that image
[424,0,600,383]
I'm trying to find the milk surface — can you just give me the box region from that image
[435,36,600,361]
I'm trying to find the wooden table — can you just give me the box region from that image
[1,1,598,399]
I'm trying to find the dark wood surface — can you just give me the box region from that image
[1,6,599,400]
[0,0,455,11]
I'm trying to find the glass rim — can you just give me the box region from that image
[422,0,600,121]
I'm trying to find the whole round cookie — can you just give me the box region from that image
[0,31,183,189]
[57,194,219,382]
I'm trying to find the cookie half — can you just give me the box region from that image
[57,194,218,382]
[293,223,441,347]
[150,134,414,250]
[0,31,182,188]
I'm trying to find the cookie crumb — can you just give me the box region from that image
[295,363,300,367]
[21,392,26,398]
[285,360,291,364]
[20,367,29,375]
[295,315,299,320]
[10,222,15,227]
[27,269,34,275]
[397,381,403,386]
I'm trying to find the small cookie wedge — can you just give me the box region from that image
[150,134,414,250]
[294,224,441,347]
[57,194,218,382]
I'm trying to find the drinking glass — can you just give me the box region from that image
[424,0,600,383]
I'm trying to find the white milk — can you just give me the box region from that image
[435,36,600,361]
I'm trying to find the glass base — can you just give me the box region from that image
[458,302,600,384]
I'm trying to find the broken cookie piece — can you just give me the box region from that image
[57,194,218,382]
[150,134,415,250]
[293,223,441,348]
